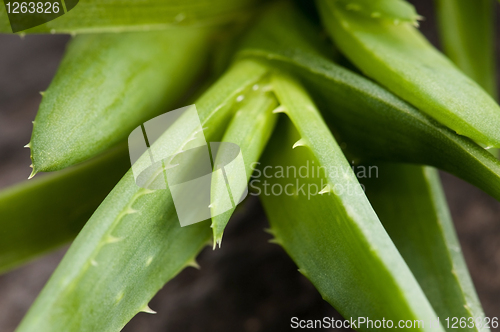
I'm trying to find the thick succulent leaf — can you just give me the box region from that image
[436,0,499,157]
[315,78,500,203]
[0,144,129,274]
[436,0,497,98]
[16,59,269,332]
[237,4,500,203]
[0,0,259,34]
[237,3,332,62]
[334,0,420,24]
[210,86,278,247]
[317,0,500,148]
[262,73,442,329]
[363,164,488,332]
[30,28,212,174]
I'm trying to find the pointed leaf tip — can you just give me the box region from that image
[319,185,331,195]
[28,168,37,180]
[125,208,138,215]
[140,304,157,315]
[186,259,200,269]
[263,228,275,235]
[292,138,307,149]
[268,238,281,245]
[105,235,123,244]
[272,105,287,114]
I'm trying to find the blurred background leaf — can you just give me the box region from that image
[0,0,262,34]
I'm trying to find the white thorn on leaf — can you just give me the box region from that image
[292,138,307,149]
[106,235,122,244]
[263,228,274,235]
[268,238,281,245]
[319,185,331,195]
[140,304,157,314]
[186,259,200,269]
[126,208,138,214]
[272,106,286,114]
[115,291,124,303]
[28,168,37,180]
[146,256,154,266]
[24,143,31,148]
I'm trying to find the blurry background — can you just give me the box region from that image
[0,0,499,331]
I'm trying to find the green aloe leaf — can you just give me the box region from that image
[334,0,420,24]
[261,72,442,329]
[363,164,488,332]
[436,0,497,98]
[317,0,500,148]
[16,59,269,332]
[0,144,129,274]
[237,3,500,203]
[30,28,212,174]
[0,0,260,34]
[210,85,278,247]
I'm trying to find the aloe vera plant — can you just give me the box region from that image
[1,0,499,331]
[436,0,497,98]
[317,0,500,148]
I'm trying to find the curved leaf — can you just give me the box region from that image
[16,59,269,332]
[0,0,260,34]
[363,164,488,332]
[436,0,497,98]
[236,3,500,203]
[262,72,442,329]
[334,0,420,24]
[0,144,129,274]
[317,0,500,148]
[210,86,278,247]
[30,28,212,173]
